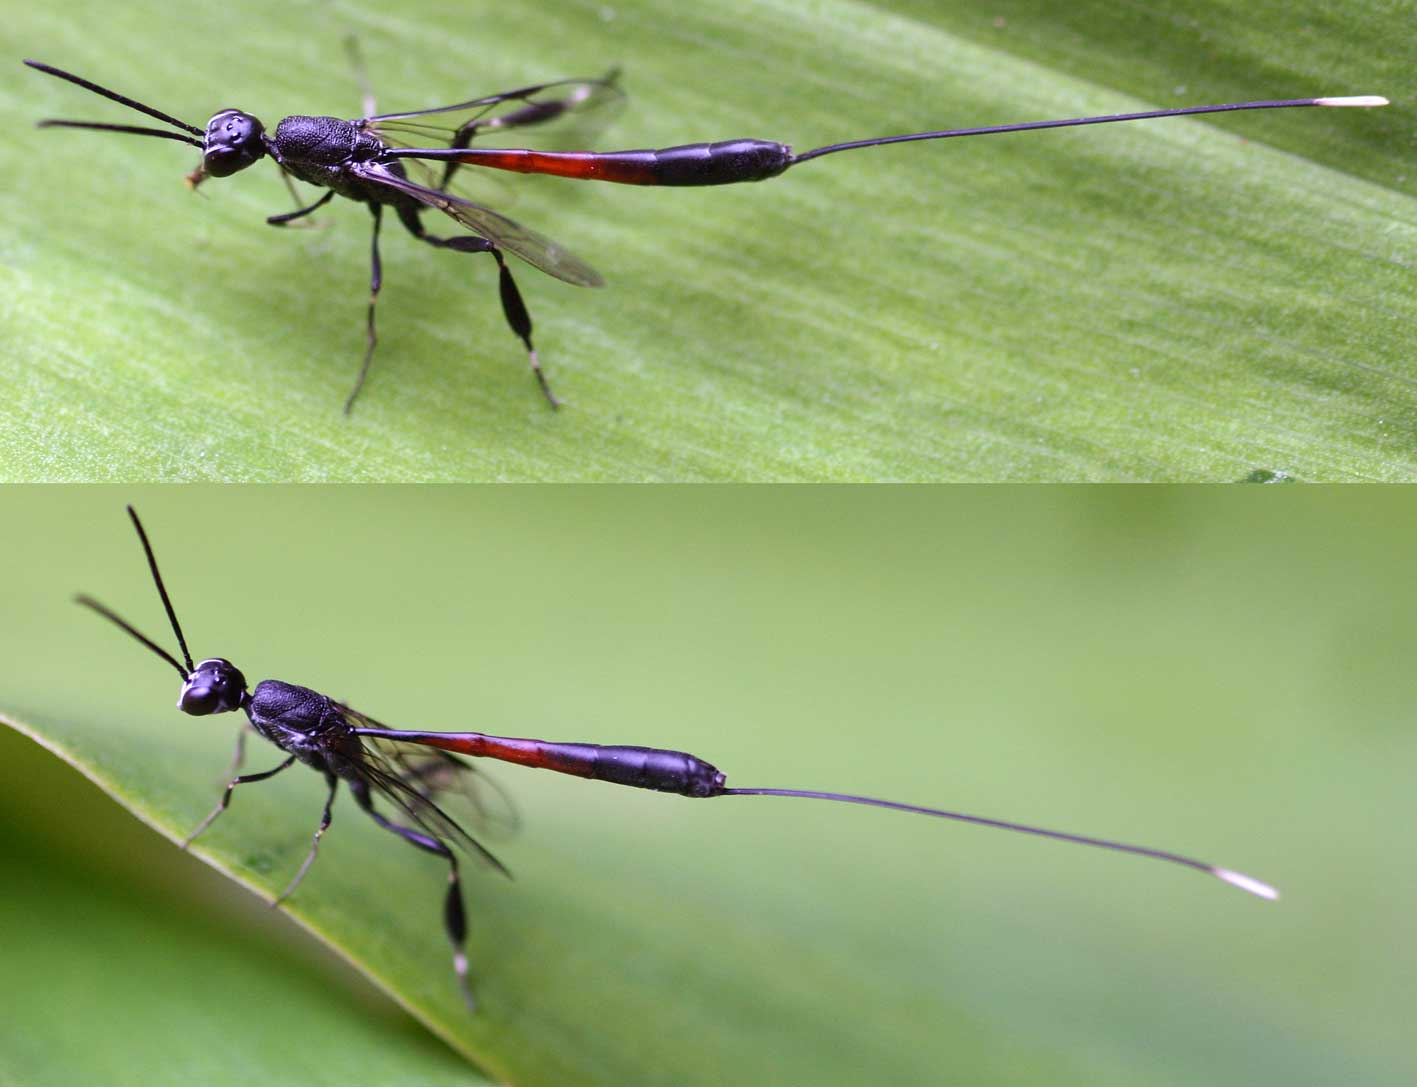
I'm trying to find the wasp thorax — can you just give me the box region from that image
[202,109,266,177]
[179,657,249,716]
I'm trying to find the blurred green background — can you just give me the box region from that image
[2,0,1412,480]
[0,486,1412,1084]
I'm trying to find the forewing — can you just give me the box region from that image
[373,741,520,839]
[365,75,626,209]
[336,702,513,874]
[350,160,604,286]
[362,755,512,878]
[366,74,625,150]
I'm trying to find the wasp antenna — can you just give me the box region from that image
[125,505,196,673]
[24,59,205,137]
[35,118,204,147]
[75,593,189,679]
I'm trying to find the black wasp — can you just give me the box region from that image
[79,506,1275,1009]
[26,55,1385,411]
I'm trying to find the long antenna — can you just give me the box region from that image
[24,59,206,139]
[37,118,204,148]
[125,505,195,673]
[790,96,1389,166]
[717,787,1277,899]
[75,594,188,679]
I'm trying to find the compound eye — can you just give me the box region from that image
[202,148,250,177]
[179,684,220,716]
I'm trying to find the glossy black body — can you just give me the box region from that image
[265,115,416,206]
[245,679,366,772]
[537,742,726,793]
[595,137,792,185]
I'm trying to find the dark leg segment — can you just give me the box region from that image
[268,183,334,226]
[182,755,297,848]
[344,204,385,414]
[274,771,339,906]
[350,778,473,1008]
[396,205,559,408]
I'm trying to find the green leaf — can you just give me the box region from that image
[4,1,1411,479]
[0,724,490,1087]
[2,488,1413,1084]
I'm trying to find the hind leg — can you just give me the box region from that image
[397,205,558,409]
[350,778,474,1008]
[343,203,385,414]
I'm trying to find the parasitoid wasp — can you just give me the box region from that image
[79,506,1276,1009]
[24,55,1386,413]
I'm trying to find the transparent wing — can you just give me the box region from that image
[338,702,520,840]
[350,159,604,286]
[354,747,512,877]
[380,151,521,235]
[365,73,626,206]
[365,73,624,147]
[373,741,520,840]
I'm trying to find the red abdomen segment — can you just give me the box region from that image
[363,729,728,796]
[446,140,792,186]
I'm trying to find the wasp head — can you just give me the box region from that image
[197,109,268,181]
[179,657,249,716]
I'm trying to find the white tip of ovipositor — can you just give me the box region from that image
[1315,96,1389,108]
[1214,868,1280,900]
